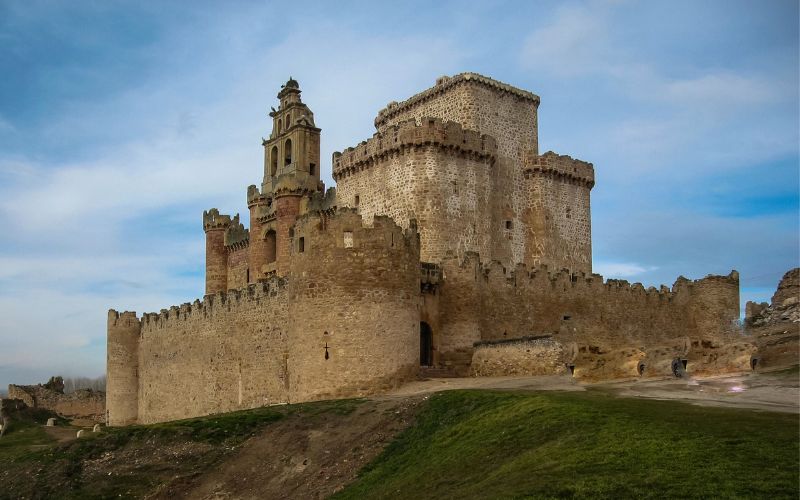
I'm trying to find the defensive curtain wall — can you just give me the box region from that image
[433,255,749,379]
[107,210,420,425]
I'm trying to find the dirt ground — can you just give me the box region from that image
[387,368,800,414]
[150,396,426,500]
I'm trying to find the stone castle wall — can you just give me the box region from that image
[338,73,593,273]
[334,118,497,263]
[432,254,740,373]
[107,210,420,425]
[136,281,290,424]
[287,210,421,401]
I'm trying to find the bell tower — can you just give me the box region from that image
[262,77,322,191]
[248,77,324,279]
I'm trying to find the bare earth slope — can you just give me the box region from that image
[150,397,425,500]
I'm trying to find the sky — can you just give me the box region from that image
[0,0,797,388]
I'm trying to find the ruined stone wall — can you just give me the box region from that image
[7,385,105,422]
[470,337,567,377]
[287,210,421,401]
[135,280,290,424]
[435,254,740,372]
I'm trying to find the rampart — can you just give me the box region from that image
[332,117,497,179]
[108,209,420,425]
[434,253,742,374]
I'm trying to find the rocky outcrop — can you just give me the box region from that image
[745,268,800,370]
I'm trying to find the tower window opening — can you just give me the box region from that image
[298,237,305,253]
[354,195,360,206]
[284,139,293,166]
[310,163,316,176]
[505,220,513,230]
[566,207,572,219]
[270,146,278,177]
[277,119,282,134]
[265,230,277,263]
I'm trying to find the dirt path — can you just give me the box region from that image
[155,396,426,500]
[385,370,800,413]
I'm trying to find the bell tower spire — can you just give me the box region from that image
[248,77,324,280]
[261,77,321,192]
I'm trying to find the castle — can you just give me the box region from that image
[107,74,752,426]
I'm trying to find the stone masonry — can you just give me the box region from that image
[107,74,749,425]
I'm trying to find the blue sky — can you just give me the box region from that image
[0,0,797,387]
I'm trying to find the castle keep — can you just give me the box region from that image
[108,74,750,425]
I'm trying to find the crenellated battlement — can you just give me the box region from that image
[135,277,287,332]
[374,72,540,129]
[445,252,738,302]
[202,208,237,232]
[523,151,595,188]
[332,117,497,180]
[224,216,249,248]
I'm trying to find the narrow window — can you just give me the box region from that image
[354,195,360,206]
[270,146,278,177]
[505,220,513,230]
[298,237,305,253]
[566,207,572,219]
[246,269,250,283]
[284,139,293,166]
[309,163,316,176]
[343,231,354,248]
[277,119,282,134]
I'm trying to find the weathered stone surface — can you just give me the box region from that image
[7,384,104,423]
[744,268,800,371]
[107,74,750,425]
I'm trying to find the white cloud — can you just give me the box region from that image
[593,262,658,279]
[0,10,466,388]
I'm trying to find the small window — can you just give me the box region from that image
[298,237,305,253]
[505,220,513,230]
[563,315,571,321]
[309,163,316,176]
[246,269,250,282]
[354,195,360,206]
[566,208,572,219]
[343,231,354,248]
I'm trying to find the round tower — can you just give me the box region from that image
[286,210,421,402]
[106,310,140,426]
[203,209,230,294]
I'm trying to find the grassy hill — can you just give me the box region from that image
[0,390,797,499]
[335,390,799,499]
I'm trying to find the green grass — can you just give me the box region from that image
[335,390,800,499]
